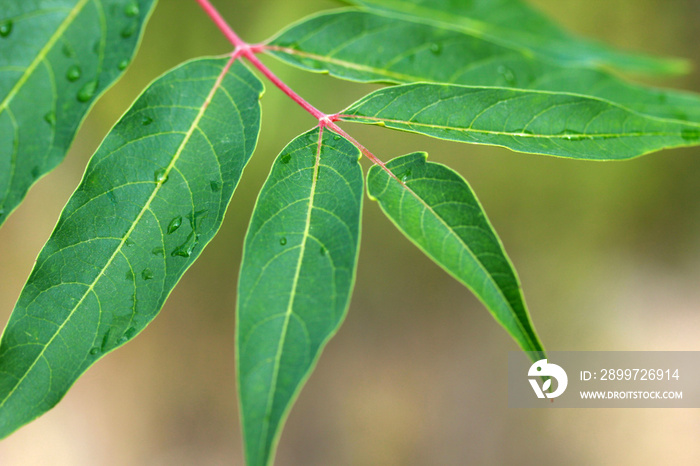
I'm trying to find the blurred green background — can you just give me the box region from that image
[2,0,700,464]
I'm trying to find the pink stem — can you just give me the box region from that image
[194,0,245,47]
[193,0,399,181]
[243,52,327,121]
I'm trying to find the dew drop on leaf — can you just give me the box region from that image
[124,1,139,17]
[497,65,517,86]
[168,215,183,234]
[151,246,165,256]
[89,347,100,355]
[122,327,137,341]
[118,59,129,71]
[210,180,221,192]
[557,130,585,141]
[171,232,199,257]
[280,154,291,164]
[0,20,13,38]
[125,270,134,280]
[141,268,154,280]
[44,111,56,125]
[681,128,700,141]
[142,115,153,126]
[154,168,168,183]
[31,166,40,179]
[333,135,340,140]
[429,43,442,55]
[77,79,98,102]
[62,43,74,57]
[401,169,412,182]
[125,238,135,247]
[319,246,326,256]
[280,237,287,246]
[66,65,81,82]
[121,23,137,38]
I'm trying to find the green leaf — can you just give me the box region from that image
[341,83,700,160]
[237,127,363,466]
[0,0,156,228]
[367,152,544,357]
[0,56,263,438]
[268,10,700,123]
[338,0,688,75]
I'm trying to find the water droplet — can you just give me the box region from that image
[168,215,183,234]
[557,130,585,141]
[141,115,153,126]
[141,268,154,280]
[124,1,140,17]
[123,327,136,340]
[319,246,326,256]
[77,79,98,102]
[152,246,165,256]
[125,238,135,247]
[62,43,74,57]
[125,270,134,280]
[121,23,137,38]
[31,166,40,179]
[279,237,287,246]
[191,210,208,229]
[154,168,168,183]
[44,111,56,125]
[333,135,340,140]
[0,208,5,218]
[0,20,13,38]
[118,59,129,71]
[429,43,442,55]
[681,128,700,141]
[66,65,81,82]
[171,232,199,257]
[280,154,292,164]
[210,180,221,192]
[90,347,100,355]
[498,65,517,86]
[401,169,412,183]
[107,190,118,204]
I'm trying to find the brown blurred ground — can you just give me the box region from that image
[2,0,700,464]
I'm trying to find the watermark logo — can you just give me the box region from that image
[528,359,568,398]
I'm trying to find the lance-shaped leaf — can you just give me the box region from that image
[340,83,700,160]
[237,128,363,466]
[267,10,700,123]
[367,152,544,357]
[0,0,156,228]
[339,0,687,75]
[0,56,263,438]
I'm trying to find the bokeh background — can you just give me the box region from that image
[2,0,700,464]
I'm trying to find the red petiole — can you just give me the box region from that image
[194,0,399,181]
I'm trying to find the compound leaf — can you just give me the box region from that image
[338,0,687,75]
[367,152,544,357]
[268,10,700,123]
[341,83,700,160]
[0,0,156,228]
[237,128,363,466]
[0,56,263,438]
